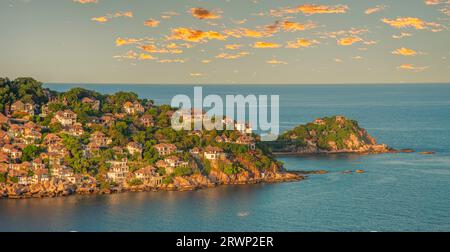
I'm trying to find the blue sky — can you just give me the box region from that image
[0,0,449,84]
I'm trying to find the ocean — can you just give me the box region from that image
[0,84,449,231]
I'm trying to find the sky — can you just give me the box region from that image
[0,0,449,84]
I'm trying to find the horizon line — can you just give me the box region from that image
[44,82,450,86]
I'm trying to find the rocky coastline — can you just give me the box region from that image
[0,171,303,199]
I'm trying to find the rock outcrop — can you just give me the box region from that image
[272,116,391,154]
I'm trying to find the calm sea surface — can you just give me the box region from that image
[1,84,449,231]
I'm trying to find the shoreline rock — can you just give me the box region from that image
[0,171,303,200]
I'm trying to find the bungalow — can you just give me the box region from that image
[2,144,22,160]
[64,123,84,137]
[235,122,253,134]
[44,133,62,145]
[107,159,129,183]
[48,152,64,166]
[190,147,201,155]
[164,156,188,168]
[51,165,70,179]
[48,143,68,156]
[204,146,225,160]
[31,169,50,184]
[23,122,42,143]
[54,110,77,126]
[154,143,177,156]
[32,158,46,171]
[139,114,155,127]
[0,152,9,164]
[314,118,326,125]
[134,166,157,184]
[99,114,115,126]
[155,160,174,175]
[0,113,10,125]
[0,129,11,144]
[236,135,256,150]
[127,142,143,156]
[11,100,36,116]
[62,170,78,184]
[89,131,111,147]
[123,101,145,115]
[8,124,24,138]
[84,142,101,158]
[12,170,31,186]
[81,97,101,111]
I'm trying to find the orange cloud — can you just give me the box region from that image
[282,21,317,31]
[115,38,142,46]
[224,28,272,38]
[216,51,250,60]
[91,16,108,23]
[392,47,418,56]
[392,32,412,39]
[190,8,221,20]
[266,60,288,65]
[365,5,386,15]
[337,37,362,46]
[225,44,243,50]
[382,17,443,30]
[397,64,429,71]
[159,59,185,63]
[253,42,281,48]
[73,0,98,3]
[286,38,319,48]
[169,28,226,42]
[139,54,156,60]
[140,44,182,54]
[144,19,160,27]
[287,4,348,15]
[92,11,133,23]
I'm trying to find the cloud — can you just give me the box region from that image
[159,59,185,63]
[168,28,226,42]
[225,44,243,50]
[190,8,221,20]
[337,37,363,46]
[266,60,287,65]
[91,16,108,23]
[392,32,412,39]
[144,19,160,27]
[397,64,429,71]
[113,50,138,60]
[424,0,446,5]
[73,0,98,3]
[286,38,319,48]
[224,28,272,38]
[91,11,133,23]
[392,47,419,56]
[365,5,387,15]
[253,42,281,48]
[382,17,444,31]
[190,73,204,77]
[139,54,156,60]
[116,38,142,46]
[140,44,182,54]
[216,51,250,59]
[281,21,317,31]
[285,4,348,15]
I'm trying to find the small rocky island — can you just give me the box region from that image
[269,116,391,154]
[0,77,391,199]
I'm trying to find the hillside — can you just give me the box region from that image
[274,116,390,154]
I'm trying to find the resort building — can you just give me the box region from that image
[154,143,177,156]
[54,110,77,126]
